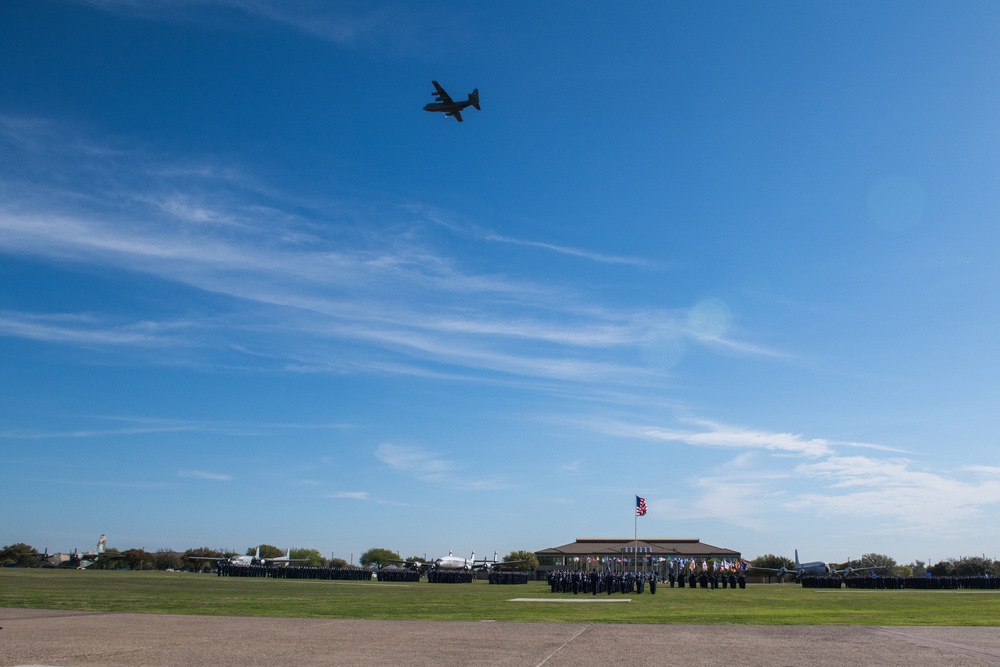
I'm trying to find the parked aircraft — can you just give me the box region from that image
[423,81,480,122]
[34,534,119,569]
[755,550,882,581]
[188,547,310,567]
[264,548,311,566]
[188,547,261,567]
[396,551,524,572]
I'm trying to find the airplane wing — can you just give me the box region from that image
[388,558,430,571]
[446,110,464,122]
[431,80,454,104]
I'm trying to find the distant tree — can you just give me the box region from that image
[749,554,793,583]
[328,557,350,569]
[858,553,897,576]
[951,556,992,577]
[359,547,401,569]
[251,544,284,560]
[121,548,154,571]
[907,560,927,577]
[750,554,793,569]
[896,565,913,577]
[183,548,222,572]
[0,543,41,567]
[502,550,538,571]
[154,549,183,571]
[929,560,953,576]
[290,548,326,567]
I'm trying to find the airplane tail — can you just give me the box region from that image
[469,89,480,111]
[97,534,107,554]
[794,549,800,569]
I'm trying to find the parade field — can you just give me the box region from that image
[2,569,998,626]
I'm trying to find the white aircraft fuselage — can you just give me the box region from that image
[433,552,476,570]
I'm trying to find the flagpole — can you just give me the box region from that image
[633,495,638,575]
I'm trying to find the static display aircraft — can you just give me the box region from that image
[188,547,261,567]
[34,534,119,569]
[423,81,480,122]
[265,548,311,566]
[188,547,310,567]
[754,549,883,581]
[395,551,524,572]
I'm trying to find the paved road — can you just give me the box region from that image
[3,608,1000,667]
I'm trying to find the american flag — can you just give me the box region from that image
[635,495,648,517]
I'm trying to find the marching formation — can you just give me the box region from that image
[215,563,421,582]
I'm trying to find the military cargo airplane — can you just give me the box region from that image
[423,81,480,122]
[188,547,309,567]
[395,551,524,572]
[188,547,261,567]
[264,548,311,566]
[33,534,119,569]
[754,549,883,581]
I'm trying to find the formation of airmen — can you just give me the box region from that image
[547,570,660,595]
[804,575,1000,590]
[545,560,749,594]
[214,563,420,582]
[212,562,527,584]
[427,569,475,583]
[488,570,528,585]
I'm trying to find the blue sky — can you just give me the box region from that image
[2,0,1000,566]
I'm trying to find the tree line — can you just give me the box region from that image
[3,542,992,577]
[748,553,1000,578]
[0,542,540,572]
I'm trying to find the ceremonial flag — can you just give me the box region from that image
[635,495,648,516]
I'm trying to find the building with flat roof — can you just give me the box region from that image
[535,538,741,574]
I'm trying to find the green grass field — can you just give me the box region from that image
[2,569,997,625]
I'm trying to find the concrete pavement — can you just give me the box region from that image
[3,607,1000,667]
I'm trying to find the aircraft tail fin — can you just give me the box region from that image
[469,89,480,111]
[97,534,107,554]
[794,549,800,569]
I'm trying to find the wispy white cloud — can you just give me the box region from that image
[374,443,455,483]
[0,311,196,348]
[601,418,836,457]
[0,415,351,440]
[64,0,468,56]
[373,443,508,491]
[788,455,1000,535]
[0,116,782,395]
[688,475,775,531]
[326,491,369,500]
[178,469,233,481]
[411,202,654,267]
[594,412,1000,536]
